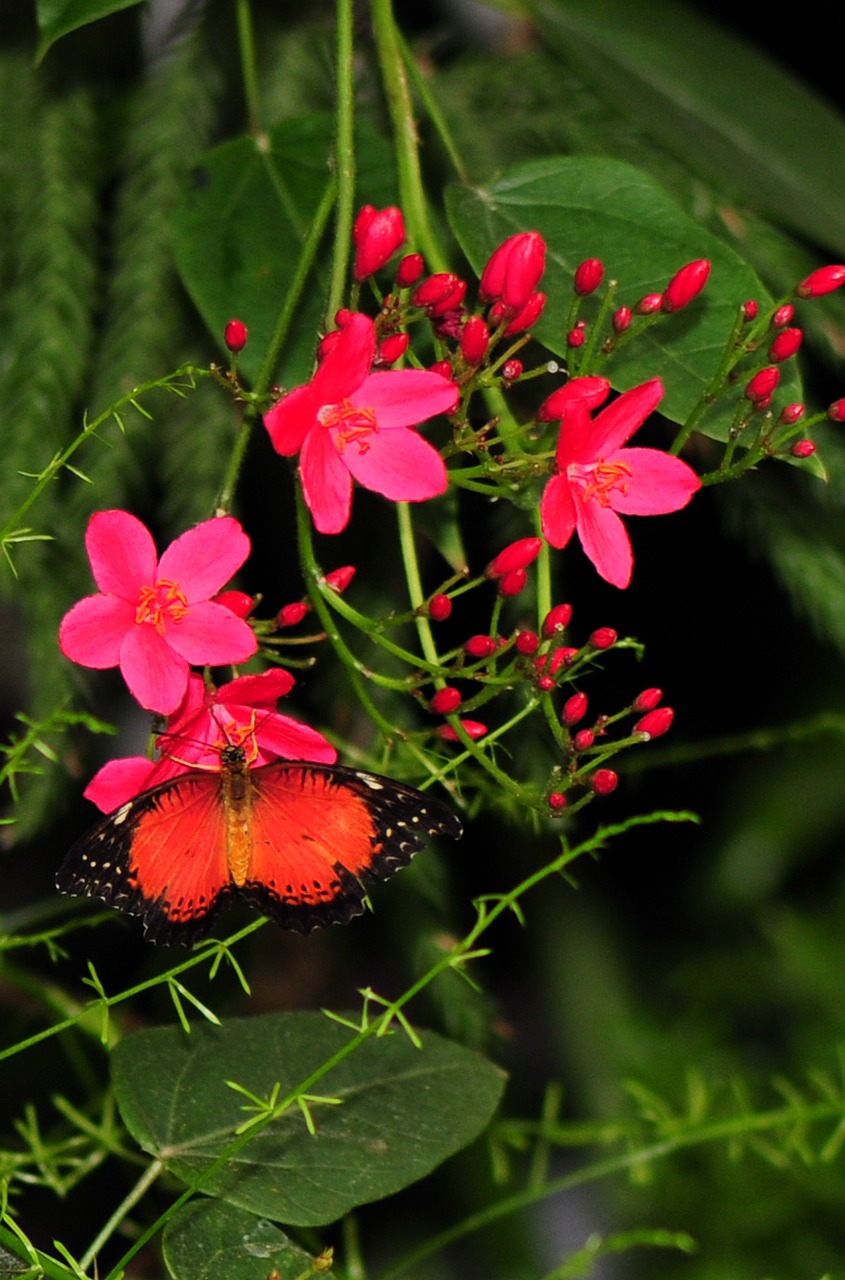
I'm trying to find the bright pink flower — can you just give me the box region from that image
[59,511,257,714]
[539,379,700,589]
[84,670,337,813]
[263,313,458,534]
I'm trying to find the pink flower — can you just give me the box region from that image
[264,313,458,534]
[84,670,337,813]
[59,511,257,714]
[540,378,700,589]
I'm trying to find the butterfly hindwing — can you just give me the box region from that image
[58,760,462,945]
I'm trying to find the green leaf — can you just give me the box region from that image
[111,1011,506,1226]
[526,0,845,257]
[162,1201,335,1280]
[171,116,396,389]
[446,157,800,441]
[35,0,143,61]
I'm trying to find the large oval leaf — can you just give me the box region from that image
[112,1012,506,1227]
[163,1201,335,1280]
[447,157,801,441]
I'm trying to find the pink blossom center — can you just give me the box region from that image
[135,579,189,634]
[318,400,378,454]
[570,459,633,507]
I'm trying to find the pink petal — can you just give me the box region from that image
[576,498,633,589]
[215,670,296,706]
[604,448,701,515]
[85,510,157,599]
[342,426,447,501]
[59,594,135,668]
[84,757,159,812]
[589,379,664,455]
[300,424,353,534]
[554,403,594,468]
[352,369,459,429]
[163,601,258,665]
[540,475,578,550]
[119,625,190,714]
[256,713,338,764]
[264,382,324,456]
[311,312,377,402]
[158,516,251,601]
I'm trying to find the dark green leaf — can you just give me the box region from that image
[112,1012,506,1227]
[35,0,143,61]
[447,157,801,441]
[162,1201,335,1280]
[527,0,845,256]
[171,116,396,389]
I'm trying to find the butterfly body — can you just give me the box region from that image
[58,752,462,946]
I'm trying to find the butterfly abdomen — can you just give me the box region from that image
[220,749,256,886]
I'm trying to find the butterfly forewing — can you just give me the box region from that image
[57,760,462,945]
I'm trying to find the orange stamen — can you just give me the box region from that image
[318,400,378,454]
[579,459,633,507]
[135,579,189,634]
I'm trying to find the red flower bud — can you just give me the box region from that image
[437,718,487,741]
[317,329,342,363]
[479,231,546,311]
[633,687,662,712]
[429,359,454,380]
[429,279,467,318]
[428,594,452,621]
[502,291,545,335]
[501,359,523,383]
[634,706,674,739]
[499,568,527,597]
[548,791,567,811]
[515,630,539,655]
[395,253,425,288]
[828,398,845,421]
[567,327,585,348]
[353,205,405,280]
[562,691,588,726]
[573,729,595,751]
[590,768,618,796]
[635,293,663,315]
[662,259,710,312]
[459,315,490,365]
[612,306,632,334]
[779,403,804,425]
[213,590,254,618]
[574,257,604,296]
[589,627,617,650]
[791,439,816,458]
[277,601,308,627]
[325,565,356,594]
[224,318,248,352]
[486,537,543,578]
[796,264,845,298]
[465,634,497,659]
[430,687,462,714]
[771,304,794,328]
[548,646,578,672]
[742,300,758,321]
[538,377,610,422]
[536,675,555,692]
[769,327,802,362]
[542,603,573,636]
[375,332,409,366]
[412,272,462,310]
[745,366,780,401]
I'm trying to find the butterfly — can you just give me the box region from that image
[56,746,462,946]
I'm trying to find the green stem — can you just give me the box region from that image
[79,1160,165,1273]
[327,0,356,324]
[370,0,445,270]
[396,501,440,670]
[235,0,263,139]
[396,27,468,184]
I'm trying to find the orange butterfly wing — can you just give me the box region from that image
[57,761,461,946]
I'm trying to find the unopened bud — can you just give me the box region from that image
[566,327,585,348]
[465,634,497,659]
[224,318,248,352]
[612,306,632,334]
[428,594,452,621]
[771,304,794,328]
[779,403,804,425]
[790,439,816,458]
[548,791,567,811]
[635,293,662,315]
[634,706,674,739]
[376,333,409,366]
[515,630,539,655]
[796,264,845,298]
[325,565,356,593]
[499,568,527,597]
[412,272,463,311]
[538,377,610,421]
[499,291,546,335]
[745,366,780,401]
[589,627,617,650]
[213,590,254,618]
[430,687,462,714]
[574,257,604,296]
[662,259,710,312]
[353,205,405,280]
[573,729,595,751]
[828,398,845,421]
[486,537,543,578]
[501,358,523,383]
[437,718,487,741]
[396,253,425,288]
[542,603,573,636]
[633,687,662,712]
[769,327,802,362]
[429,359,454,380]
[460,315,490,365]
[277,601,308,627]
[742,300,759,321]
[479,231,546,311]
[562,691,588,726]
[590,768,618,796]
